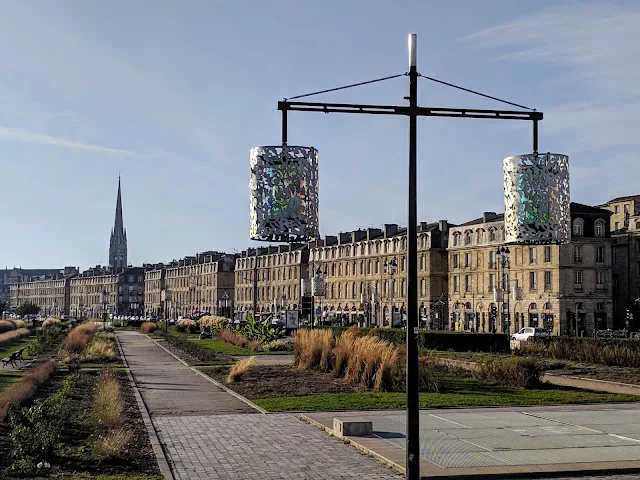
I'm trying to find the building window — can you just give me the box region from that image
[453,234,459,247]
[595,219,605,237]
[625,204,630,213]
[453,254,459,269]
[489,251,496,268]
[465,275,471,293]
[596,271,605,289]
[544,271,552,290]
[613,249,618,264]
[367,261,372,275]
[573,219,584,236]
[596,301,604,311]
[574,246,582,263]
[615,221,621,230]
[529,271,537,290]
[420,255,425,270]
[489,229,496,242]
[420,279,426,296]
[596,246,605,263]
[544,246,551,263]
[615,205,620,214]
[465,253,471,268]
[489,273,496,291]
[402,280,406,296]
[575,270,583,287]
[375,260,379,274]
[529,247,537,264]
[454,276,459,292]
[464,231,471,245]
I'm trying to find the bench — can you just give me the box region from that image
[1,351,19,368]
[15,347,26,362]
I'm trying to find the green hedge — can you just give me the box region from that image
[320,327,509,353]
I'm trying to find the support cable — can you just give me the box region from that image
[284,73,406,101]
[418,73,535,111]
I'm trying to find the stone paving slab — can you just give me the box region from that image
[117,331,256,416]
[153,413,403,480]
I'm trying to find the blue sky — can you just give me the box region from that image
[1,0,638,269]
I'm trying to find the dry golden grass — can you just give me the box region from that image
[64,327,92,354]
[227,356,256,383]
[93,426,132,457]
[90,372,123,430]
[332,329,357,377]
[176,319,198,333]
[42,318,61,328]
[140,321,157,333]
[218,329,248,348]
[0,328,31,348]
[374,344,400,392]
[200,316,227,329]
[247,339,263,352]
[0,360,55,422]
[293,329,334,370]
[76,322,98,334]
[12,319,26,328]
[0,319,17,333]
[84,338,116,361]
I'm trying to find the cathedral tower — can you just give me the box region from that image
[108,176,127,270]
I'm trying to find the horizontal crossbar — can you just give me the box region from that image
[278,101,543,121]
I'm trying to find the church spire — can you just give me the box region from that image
[109,176,128,270]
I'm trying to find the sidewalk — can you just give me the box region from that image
[117,331,402,480]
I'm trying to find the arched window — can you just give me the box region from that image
[594,219,605,237]
[489,229,496,242]
[464,231,471,245]
[529,303,538,311]
[476,229,484,244]
[573,218,584,236]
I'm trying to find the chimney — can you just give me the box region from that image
[367,228,382,240]
[384,224,399,238]
[352,230,367,243]
[438,220,448,232]
[420,222,429,231]
[482,212,497,223]
[324,235,338,246]
[338,232,351,245]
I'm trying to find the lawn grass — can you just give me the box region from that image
[0,336,35,358]
[252,375,640,412]
[189,338,292,356]
[0,370,23,392]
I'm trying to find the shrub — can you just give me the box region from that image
[0,319,17,333]
[262,338,293,352]
[200,316,227,330]
[0,361,56,422]
[324,326,510,352]
[227,356,256,383]
[475,357,542,389]
[140,321,157,333]
[162,332,218,362]
[13,319,27,328]
[90,372,123,430]
[0,328,31,349]
[390,357,440,393]
[218,329,248,348]
[93,427,132,457]
[525,337,640,368]
[42,318,61,329]
[26,328,66,356]
[64,325,94,354]
[293,329,334,371]
[247,340,263,352]
[176,319,198,334]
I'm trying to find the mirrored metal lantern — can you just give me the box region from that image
[311,277,326,297]
[249,145,319,242]
[503,153,570,245]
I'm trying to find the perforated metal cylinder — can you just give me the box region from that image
[503,153,570,244]
[249,145,319,242]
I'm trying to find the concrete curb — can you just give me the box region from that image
[152,338,268,414]
[115,334,175,480]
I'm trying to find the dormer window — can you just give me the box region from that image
[594,219,606,237]
[573,218,584,236]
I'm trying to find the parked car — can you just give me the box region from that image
[511,327,549,341]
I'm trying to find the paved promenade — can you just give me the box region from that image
[117,331,402,480]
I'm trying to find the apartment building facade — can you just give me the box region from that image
[9,267,78,315]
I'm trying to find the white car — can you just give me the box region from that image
[511,327,549,341]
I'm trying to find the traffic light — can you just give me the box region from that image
[301,296,314,317]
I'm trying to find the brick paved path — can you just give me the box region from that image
[118,331,402,480]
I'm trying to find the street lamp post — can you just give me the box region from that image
[496,247,511,335]
[268,34,543,479]
[101,290,108,331]
[222,292,230,319]
[313,265,327,327]
[384,259,398,327]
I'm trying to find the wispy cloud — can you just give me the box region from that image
[0,126,136,156]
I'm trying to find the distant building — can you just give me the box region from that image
[109,177,128,270]
[3,267,78,307]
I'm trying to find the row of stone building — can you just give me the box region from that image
[8,195,640,335]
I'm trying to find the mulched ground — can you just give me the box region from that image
[0,370,159,478]
[203,365,360,399]
[158,339,200,363]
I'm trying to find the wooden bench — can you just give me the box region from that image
[15,347,26,362]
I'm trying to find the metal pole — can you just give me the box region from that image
[406,32,420,480]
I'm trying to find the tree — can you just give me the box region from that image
[16,302,41,317]
[0,300,7,314]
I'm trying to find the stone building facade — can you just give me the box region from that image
[448,204,613,335]
[234,245,309,319]
[69,266,145,318]
[599,195,640,328]
[2,267,70,305]
[307,222,450,328]
[155,252,235,319]
[9,269,78,315]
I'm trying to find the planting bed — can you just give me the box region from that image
[205,365,640,413]
[201,365,359,398]
[549,362,640,386]
[0,370,160,478]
